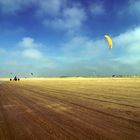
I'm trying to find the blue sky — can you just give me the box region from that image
[0,0,140,77]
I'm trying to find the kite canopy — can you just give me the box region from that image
[104,35,113,49]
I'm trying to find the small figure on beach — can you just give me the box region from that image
[14,76,17,81]
[10,76,20,81]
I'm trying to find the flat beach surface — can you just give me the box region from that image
[0,78,140,140]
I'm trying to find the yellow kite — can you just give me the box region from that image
[104,35,113,49]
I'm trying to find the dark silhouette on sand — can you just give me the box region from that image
[10,76,20,81]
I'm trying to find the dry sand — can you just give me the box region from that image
[0,78,140,140]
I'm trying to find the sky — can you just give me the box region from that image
[0,0,140,77]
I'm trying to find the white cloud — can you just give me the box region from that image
[0,0,31,13]
[90,2,105,16]
[113,26,140,63]
[44,6,86,30]
[63,7,86,29]
[114,27,140,47]
[22,48,42,59]
[19,37,42,48]
[18,37,44,59]
[37,0,66,17]
[129,0,140,16]
[39,1,87,31]
[117,0,140,17]
[60,35,111,62]
[0,0,87,31]
[0,0,65,15]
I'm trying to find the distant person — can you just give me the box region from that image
[14,76,17,81]
[10,78,12,81]
[18,78,20,81]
